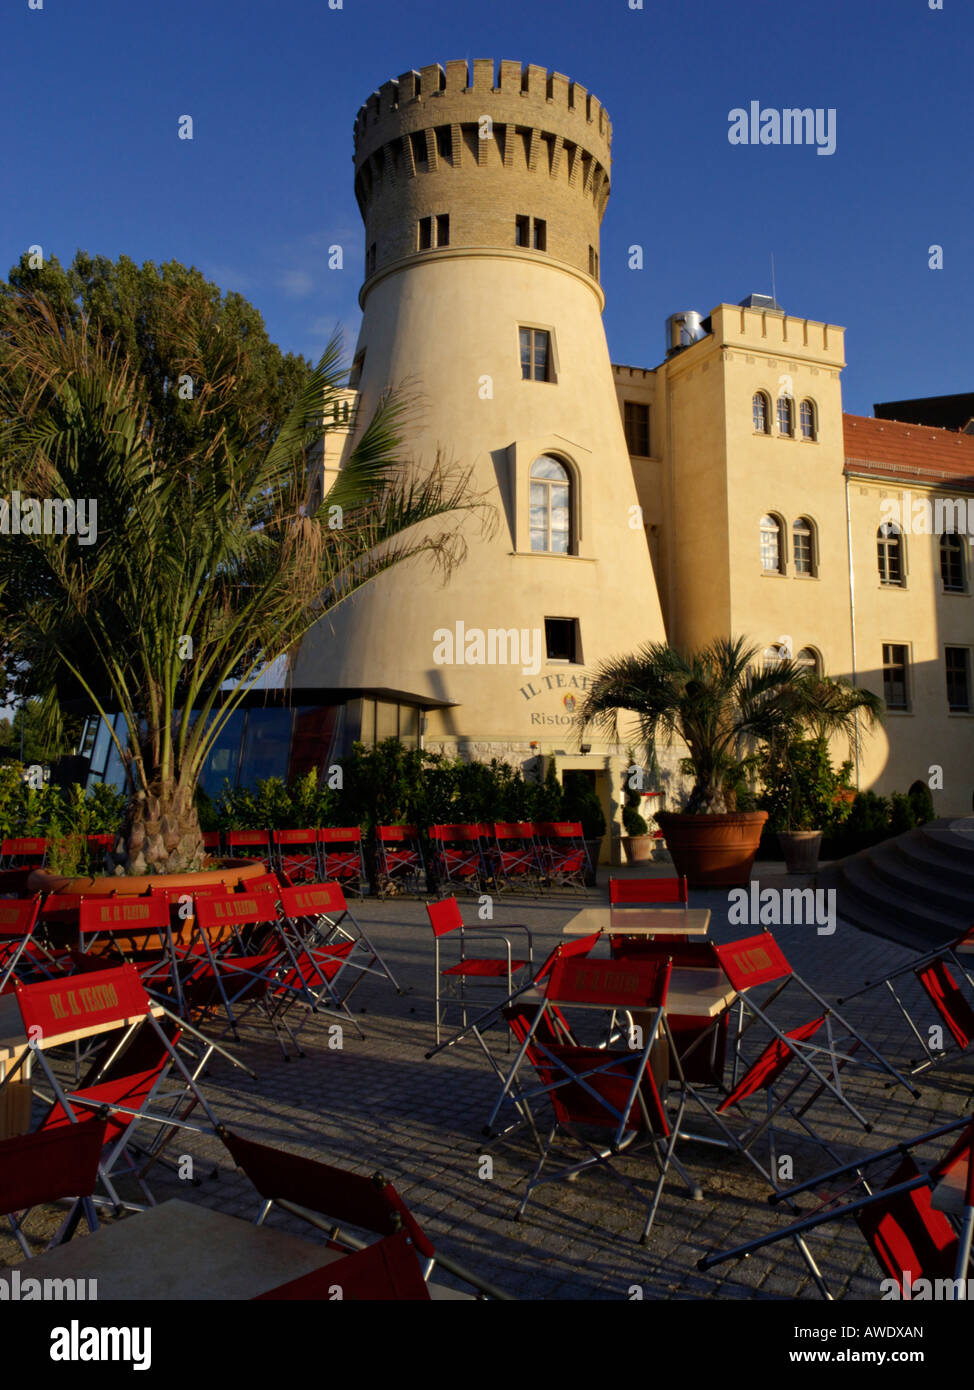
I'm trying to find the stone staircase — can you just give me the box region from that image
[818,816,974,951]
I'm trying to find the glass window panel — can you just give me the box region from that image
[531,456,567,481]
[197,708,246,800]
[519,328,532,378]
[237,708,294,787]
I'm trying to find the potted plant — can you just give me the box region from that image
[0,271,478,896]
[620,758,655,864]
[760,677,881,874]
[577,636,880,888]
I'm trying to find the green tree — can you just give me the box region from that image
[0,283,481,874]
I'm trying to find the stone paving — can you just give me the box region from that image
[5,863,972,1300]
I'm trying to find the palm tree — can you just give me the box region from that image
[577,636,882,815]
[0,290,483,873]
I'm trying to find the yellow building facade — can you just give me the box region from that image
[293,59,974,843]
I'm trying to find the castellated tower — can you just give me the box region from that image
[294,59,668,786]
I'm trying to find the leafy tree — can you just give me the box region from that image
[0,701,82,765]
[0,281,480,874]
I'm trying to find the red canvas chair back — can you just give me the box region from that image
[609,876,688,905]
[317,829,365,891]
[0,837,47,867]
[426,896,464,938]
[376,825,425,894]
[713,933,792,992]
[86,834,113,850]
[717,1016,825,1112]
[854,1157,961,1289]
[916,960,974,1050]
[609,936,718,969]
[255,1228,432,1301]
[227,829,271,850]
[378,825,415,843]
[219,1126,435,1257]
[201,831,222,851]
[272,829,320,884]
[545,953,671,1012]
[278,882,349,925]
[0,1119,109,1217]
[193,891,279,935]
[16,962,150,1045]
[0,897,40,938]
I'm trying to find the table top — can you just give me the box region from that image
[563,906,711,937]
[0,990,163,1064]
[20,1198,471,1300]
[524,965,737,1020]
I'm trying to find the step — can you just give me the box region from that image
[834,855,961,946]
[863,842,974,922]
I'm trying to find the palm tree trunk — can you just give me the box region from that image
[113,778,204,875]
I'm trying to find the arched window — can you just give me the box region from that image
[760,514,784,573]
[763,644,787,672]
[530,456,572,554]
[878,522,904,586]
[800,399,817,440]
[940,532,965,592]
[795,647,821,675]
[753,392,770,434]
[793,517,816,576]
[777,396,794,436]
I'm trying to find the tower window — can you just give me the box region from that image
[753,392,770,434]
[519,327,554,382]
[883,643,909,710]
[624,401,650,456]
[946,647,971,712]
[515,215,546,251]
[795,647,821,676]
[800,399,817,440]
[878,522,904,586]
[530,455,572,554]
[410,131,428,171]
[940,532,966,592]
[436,214,450,247]
[544,617,580,663]
[435,125,452,160]
[533,219,546,251]
[418,217,432,250]
[515,215,530,247]
[793,517,816,576]
[588,245,599,280]
[777,396,794,437]
[760,514,784,573]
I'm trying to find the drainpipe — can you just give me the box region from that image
[844,474,861,786]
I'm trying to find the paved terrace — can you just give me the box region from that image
[4,864,971,1300]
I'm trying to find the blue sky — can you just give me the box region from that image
[1,0,971,416]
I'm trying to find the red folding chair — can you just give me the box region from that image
[318,828,366,898]
[218,1125,511,1299]
[375,825,426,898]
[272,829,321,885]
[487,823,543,893]
[0,897,43,993]
[226,828,273,870]
[0,836,47,870]
[699,1112,974,1299]
[426,896,533,1046]
[278,880,400,1009]
[676,933,919,1192]
[0,1119,108,1257]
[838,933,974,1078]
[494,953,702,1241]
[536,822,591,890]
[430,824,487,895]
[202,830,222,855]
[257,1228,433,1301]
[7,965,227,1212]
[609,876,688,906]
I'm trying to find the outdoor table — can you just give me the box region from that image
[21,1198,472,1299]
[562,905,711,938]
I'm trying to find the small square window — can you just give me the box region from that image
[436,126,452,160]
[533,219,546,252]
[515,215,530,247]
[624,401,650,456]
[545,618,580,663]
[436,214,450,247]
[418,217,432,251]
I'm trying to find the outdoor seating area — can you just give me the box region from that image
[1,855,971,1300]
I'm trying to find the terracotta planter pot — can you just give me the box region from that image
[777,830,823,874]
[655,811,767,888]
[621,835,655,865]
[26,859,269,954]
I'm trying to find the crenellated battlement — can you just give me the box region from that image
[353,58,611,168]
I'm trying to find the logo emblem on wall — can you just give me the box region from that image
[563,695,576,714]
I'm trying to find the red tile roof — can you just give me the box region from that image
[844,414,974,490]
